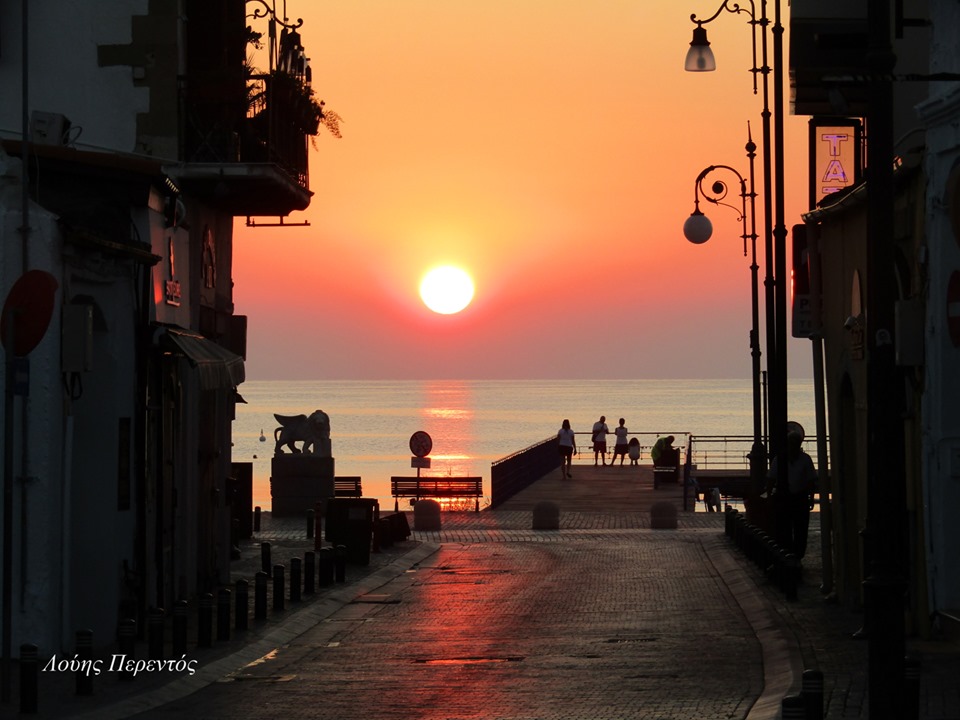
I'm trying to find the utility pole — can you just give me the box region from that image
[864,1,906,717]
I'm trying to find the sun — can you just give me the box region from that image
[419,266,475,314]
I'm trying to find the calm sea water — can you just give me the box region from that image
[233,379,818,510]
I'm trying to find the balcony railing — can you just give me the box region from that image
[179,71,312,214]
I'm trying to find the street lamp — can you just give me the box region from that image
[683,132,766,497]
[685,0,789,529]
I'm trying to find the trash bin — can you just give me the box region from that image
[325,498,378,565]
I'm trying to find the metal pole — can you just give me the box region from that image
[745,129,766,498]
[770,0,790,535]
[758,0,777,477]
[807,223,834,595]
[1,317,15,704]
[864,1,906,716]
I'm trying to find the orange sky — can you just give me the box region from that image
[233,1,814,380]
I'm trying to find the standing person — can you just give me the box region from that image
[557,419,577,479]
[769,430,818,559]
[591,415,609,466]
[611,418,629,465]
[627,437,641,465]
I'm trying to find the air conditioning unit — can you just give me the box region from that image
[30,111,71,146]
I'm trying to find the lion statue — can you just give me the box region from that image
[273,410,331,456]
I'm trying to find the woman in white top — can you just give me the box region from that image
[612,418,629,465]
[557,419,577,478]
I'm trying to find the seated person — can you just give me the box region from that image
[651,435,679,467]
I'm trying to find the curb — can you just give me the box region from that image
[64,543,440,720]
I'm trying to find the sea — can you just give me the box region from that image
[234,378,819,511]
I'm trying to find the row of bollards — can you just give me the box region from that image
[15,503,410,715]
[725,506,925,720]
[724,506,800,601]
[724,507,822,719]
[15,543,351,715]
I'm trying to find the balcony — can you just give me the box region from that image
[174,70,315,218]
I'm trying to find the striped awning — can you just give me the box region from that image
[161,327,245,390]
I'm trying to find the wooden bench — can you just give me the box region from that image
[689,472,752,510]
[334,476,363,497]
[391,476,483,512]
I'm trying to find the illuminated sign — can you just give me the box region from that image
[809,118,862,208]
[165,235,182,307]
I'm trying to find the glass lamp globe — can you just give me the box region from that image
[683,210,713,244]
[684,26,716,72]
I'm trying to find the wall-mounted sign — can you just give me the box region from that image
[791,224,812,338]
[165,235,182,307]
[809,118,862,208]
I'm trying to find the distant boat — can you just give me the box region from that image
[259,429,266,442]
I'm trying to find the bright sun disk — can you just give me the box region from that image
[419,266,474,314]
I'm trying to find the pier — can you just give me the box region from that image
[492,462,688,513]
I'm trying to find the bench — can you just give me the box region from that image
[334,476,363,497]
[391,476,483,512]
[688,472,752,511]
[653,464,679,488]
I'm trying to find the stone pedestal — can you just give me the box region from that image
[270,455,335,517]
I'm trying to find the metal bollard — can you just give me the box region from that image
[372,518,381,554]
[253,505,261,532]
[334,545,347,583]
[290,558,302,602]
[198,593,213,647]
[254,571,268,621]
[303,551,316,594]
[306,509,315,539]
[172,600,188,656]
[118,618,137,681]
[379,518,394,549]
[781,693,806,719]
[217,588,231,641]
[235,579,249,631]
[75,629,94,696]
[318,547,334,587]
[903,656,921,720]
[802,668,824,720]
[148,607,165,660]
[273,564,285,612]
[261,541,272,574]
[19,643,38,714]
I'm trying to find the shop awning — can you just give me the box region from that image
[161,327,245,390]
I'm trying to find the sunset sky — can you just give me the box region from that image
[233,1,814,380]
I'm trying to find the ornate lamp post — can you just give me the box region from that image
[683,132,766,497]
[685,0,789,527]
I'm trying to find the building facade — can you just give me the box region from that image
[0,0,317,655]
[791,0,960,638]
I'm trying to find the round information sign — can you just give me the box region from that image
[409,430,433,458]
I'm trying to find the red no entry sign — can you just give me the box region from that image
[1,270,59,356]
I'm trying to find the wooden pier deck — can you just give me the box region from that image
[492,460,691,513]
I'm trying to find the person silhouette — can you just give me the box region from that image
[611,418,629,465]
[591,415,610,466]
[557,418,577,478]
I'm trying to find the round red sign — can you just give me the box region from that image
[409,431,433,458]
[1,270,59,356]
